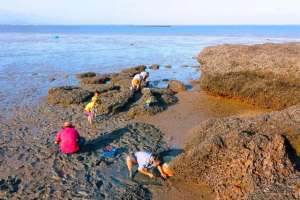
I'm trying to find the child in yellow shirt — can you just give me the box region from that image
[84,91,100,125]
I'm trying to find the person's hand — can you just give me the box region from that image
[148,173,154,178]
[161,173,167,179]
[55,141,59,144]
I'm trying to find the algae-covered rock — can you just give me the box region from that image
[168,80,186,93]
[198,43,300,109]
[76,72,96,79]
[150,64,160,70]
[172,105,300,199]
[47,86,92,105]
[80,75,110,85]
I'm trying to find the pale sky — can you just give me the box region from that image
[0,0,299,25]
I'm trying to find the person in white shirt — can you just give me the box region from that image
[140,71,149,86]
[131,74,142,91]
[126,151,167,179]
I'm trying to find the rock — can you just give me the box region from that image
[48,76,56,82]
[149,64,160,70]
[81,83,119,93]
[47,86,93,105]
[168,80,186,93]
[198,43,300,109]
[161,94,178,105]
[172,105,300,199]
[120,65,146,77]
[76,72,96,79]
[80,75,110,85]
[164,65,172,68]
[97,89,134,115]
[181,64,189,68]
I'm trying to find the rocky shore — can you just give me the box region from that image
[198,43,300,109]
[171,43,300,199]
[1,42,300,200]
[0,66,185,199]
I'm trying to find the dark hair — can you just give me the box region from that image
[95,90,100,94]
[151,153,161,162]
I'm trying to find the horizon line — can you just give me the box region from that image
[1,24,300,26]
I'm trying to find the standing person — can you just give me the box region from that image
[84,90,100,125]
[126,151,167,179]
[131,73,142,91]
[84,100,96,125]
[91,90,100,103]
[55,122,81,154]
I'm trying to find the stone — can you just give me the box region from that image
[80,75,110,85]
[149,64,160,70]
[47,86,93,105]
[168,80,186,93]
[76,72,96,79]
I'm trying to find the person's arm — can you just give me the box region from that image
[75,129,80,142]
[55,131,61,144]
[157,165,167,179]
[138,167,154,178]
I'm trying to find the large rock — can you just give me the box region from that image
[198,43,300,109]
[168,80,186,93]
[79,75,110,85]
[120,65,146,77]
[76,72,96,79]
[47,86,92,105]
[96,89,134,115]
[127,88,178,118]
[172,105,300,199]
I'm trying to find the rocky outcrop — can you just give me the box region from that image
[76,72,96,79]
[79,75,110,85]
[150,64,160,70]
[47,86,93,105]
[198,43,300,109]
[47,66,178,117]
[172,105,300,199]
[168,80,186,93]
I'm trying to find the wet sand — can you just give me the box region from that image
[138,85,270,200]
[139,85,270,148]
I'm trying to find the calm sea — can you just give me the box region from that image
[0,25,299,109]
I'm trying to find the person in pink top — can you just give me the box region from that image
[55,122,80,154]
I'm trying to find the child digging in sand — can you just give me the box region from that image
[84,90,100,125]
[126,151,170,179]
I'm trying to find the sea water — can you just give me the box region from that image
[0,25,300,109]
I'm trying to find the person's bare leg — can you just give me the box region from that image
[126,155,134,178]
[88,115,92,125]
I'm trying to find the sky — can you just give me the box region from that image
[0,0,299,25]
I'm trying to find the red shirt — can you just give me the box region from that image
[55,127,80,154]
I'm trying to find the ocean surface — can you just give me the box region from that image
[0,25,300,110]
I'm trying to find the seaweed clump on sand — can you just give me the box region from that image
[171,105,300,199]
[198,43,300,109]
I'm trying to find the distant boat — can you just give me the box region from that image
[54,35,60,39]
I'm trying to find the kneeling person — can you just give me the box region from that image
[55,122,81,154]
[126,151,167,179]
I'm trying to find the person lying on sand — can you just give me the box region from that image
[126,151,168,179]
[84,90,100,125]
[55,122,81,154]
